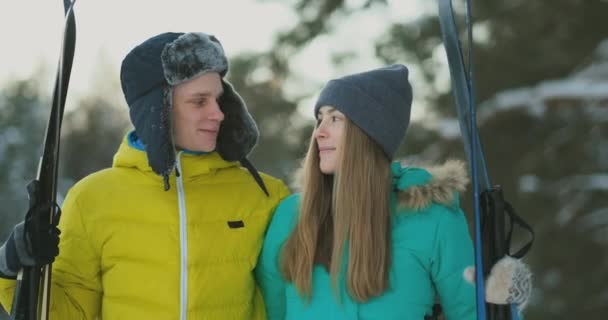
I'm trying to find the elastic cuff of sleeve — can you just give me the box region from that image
[13,222,36,266]
[0,238,19,278]
[0,269,17,279]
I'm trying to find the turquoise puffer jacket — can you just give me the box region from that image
[256,160,476,320]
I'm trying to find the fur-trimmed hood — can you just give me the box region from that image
[394,159,469,211]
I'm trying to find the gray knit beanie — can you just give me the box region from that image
[314,64,413,159]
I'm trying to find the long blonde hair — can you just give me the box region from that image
[281,119,392,302]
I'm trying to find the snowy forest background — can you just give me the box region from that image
[1,0,607,319]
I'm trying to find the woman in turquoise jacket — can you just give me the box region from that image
[256,64,477,319]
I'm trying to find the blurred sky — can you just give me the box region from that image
[0,0,432,117]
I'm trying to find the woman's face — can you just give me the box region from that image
[314,106,346,174]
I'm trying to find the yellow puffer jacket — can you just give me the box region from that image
[0,135,289,319]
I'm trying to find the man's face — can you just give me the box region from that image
[172,72,225,152]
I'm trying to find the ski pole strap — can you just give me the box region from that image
[26,181,62,228]
[504,202,535,259]
[480,186,534,261]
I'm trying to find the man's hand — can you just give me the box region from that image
[0,203,61,278]
[24,202,61,266]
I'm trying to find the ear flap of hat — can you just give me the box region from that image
[216,79,259,161]
[128,86,176,189]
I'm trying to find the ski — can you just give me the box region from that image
[437,0,534,319]
[10,1,76,320]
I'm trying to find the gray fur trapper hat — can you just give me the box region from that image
[120,32,266,193]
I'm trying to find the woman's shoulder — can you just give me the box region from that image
[274,193,300,219]
[390,161,474,275]
[265,193,301,241]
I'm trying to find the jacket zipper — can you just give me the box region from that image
[176,152,188,320]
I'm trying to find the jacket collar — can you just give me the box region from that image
[113,133,237,181]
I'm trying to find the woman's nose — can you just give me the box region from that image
[314,122,328,139]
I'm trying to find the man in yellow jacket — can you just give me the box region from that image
[0,32,289,319]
